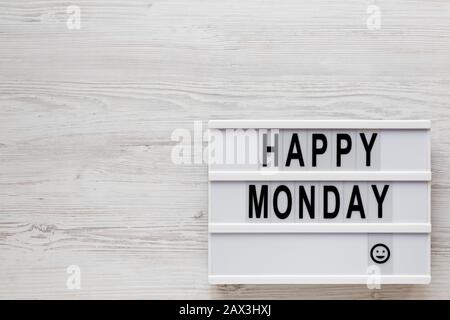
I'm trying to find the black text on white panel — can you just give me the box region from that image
[208,120,431,284]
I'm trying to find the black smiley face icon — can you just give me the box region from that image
[370,243,390,264]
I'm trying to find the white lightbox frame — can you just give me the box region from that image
[208,120,431,284]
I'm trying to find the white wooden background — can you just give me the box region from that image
[0,0,449,299]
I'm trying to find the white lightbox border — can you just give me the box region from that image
[209,171,431,181]
[209,119,431,129]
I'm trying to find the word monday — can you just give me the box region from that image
[262,132,377,167]
[249,184,390,220]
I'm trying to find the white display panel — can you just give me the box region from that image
[209,234,430,282]
[210,181,428,224]
[208,127,430,171]
[208,120,431,284]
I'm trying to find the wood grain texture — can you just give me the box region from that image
[0,0,450,299]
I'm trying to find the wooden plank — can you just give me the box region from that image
[0,0,449,299]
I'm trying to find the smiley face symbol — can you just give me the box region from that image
[370,243,390,264]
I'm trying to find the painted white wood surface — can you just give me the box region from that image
[0,0,449,299]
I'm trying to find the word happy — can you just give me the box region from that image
[263,132,378,167]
